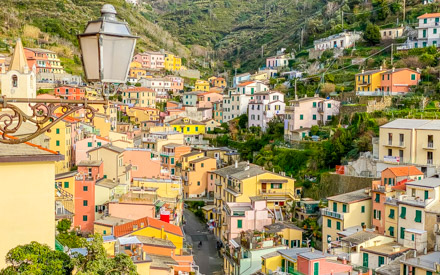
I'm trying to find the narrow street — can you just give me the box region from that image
[183,209,223,275]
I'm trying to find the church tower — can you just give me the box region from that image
[0,38,36,115]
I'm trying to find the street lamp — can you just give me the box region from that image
[78,4,138,97]
[0,4,138,144]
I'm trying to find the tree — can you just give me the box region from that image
[238,114,248,130]
[72,234,137,275]
[134,82,141,87]
[1,242,73,275]
[363,23,381,45]
[56,219,83,249]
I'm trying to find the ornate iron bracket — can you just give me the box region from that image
[0,97,109,144]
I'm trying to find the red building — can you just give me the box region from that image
[55,86,86,100]
[74,160,104,233]
[24,48,64,74]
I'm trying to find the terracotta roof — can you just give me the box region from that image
[54,113,80,123]
[418,13,440,19]
[96,136,110,142]
[385,166,423,177]
[381,68,420,74]
[125,87,155,93]
[238,81,255,87]
[0,134,62,160]
[115,217,183,237]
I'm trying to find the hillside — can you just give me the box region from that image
[147,0,440,73]
[0,0,191,75]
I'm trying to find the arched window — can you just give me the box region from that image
[12,75,18,87]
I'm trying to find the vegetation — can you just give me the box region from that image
[56,219,83,249]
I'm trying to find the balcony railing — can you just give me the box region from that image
[428,159,433,165]
[321,208,344,220]
[259,189,295,199]
[428,142,434,148]
[398,195,434,207]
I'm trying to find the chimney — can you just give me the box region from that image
[392,67,395,72]
[235,160,238,168]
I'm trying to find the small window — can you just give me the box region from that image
[237,220,242,229]
[197,181,200,186]
[12,75,18,87]
[64,182,69,188]
[83,215,88,221]
[83,200,88,206]
[361,206,365,213]
[415,210,422,223]
[327,219,331,228]
[411,74,416,81]
[97,142,102,147]
[83,186,88,191]
[56,140,60,146]
[56,128,60,134]
[300,114,304,120]
[336,221,341,230]
[87,142,92,147]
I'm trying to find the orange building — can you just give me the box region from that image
[213,77,227,88]
[380,68,421,94]
[182,157,217,198]
[372,166,423,234]
[55,86,86,100]
[74,160,104,233]
[161,144,192,178]
[24,48,64,73]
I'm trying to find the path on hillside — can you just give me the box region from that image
[183,209,223,275]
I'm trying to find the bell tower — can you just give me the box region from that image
[0,38,36,115]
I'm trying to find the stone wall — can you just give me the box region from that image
[304,173,376,199]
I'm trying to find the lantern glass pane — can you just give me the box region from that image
[85,22,102,34]
[102,22,131,35]
[101,35,135,83]
[79,35,100,81]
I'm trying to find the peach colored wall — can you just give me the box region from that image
[143,245,173,257]
[123,149,161,178]
[198,93,223,109]
[184,158,217,198]
[109,203,155,220]
[298,256,353,275]
[381,70,420,93]
[75,137,110,165]
[372,190,386,234]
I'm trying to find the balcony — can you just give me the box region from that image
[385,141,405,148]
[398,195,434,207]
[423,142,435,150]
[160,151,175,157]
[428,159,433,165]
[258,189,295,199]
[321,208,344,220]
[215,179,222,186]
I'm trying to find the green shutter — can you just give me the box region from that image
[389,209,395,219]
[374,209,377,219]
[83,200,88,206]
[237,220,242,229]
[83,215,87,221]
[83,186,88,191]
[271,183,274,188]
[336,221,341,230]
[362,253,368,268]
[342,204,347,213]
[400,227,405,239]
[425,190,429,200]
[378,256,384,267]
[415,210,422,223]
[327,218,331,228]
[333,202,337,212]
[375,194,380,202]
[378,210,381,220]
[56,128,60,134]
[400,207,406,218]
[88,142,92,147]
[361,206,365,213]
[64,182,69,188]
[389,226,394,237]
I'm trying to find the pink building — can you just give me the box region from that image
[108,200,155,221]
[296,251,353,275]
[165,76,184,94]
[133,51,165,69]
[225,199,272,241]
[123,148,161,178]
[197,92,223,109]
[75,136,110,165]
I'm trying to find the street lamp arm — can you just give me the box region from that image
[0,97,100,144]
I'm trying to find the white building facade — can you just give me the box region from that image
[248,91,285,131]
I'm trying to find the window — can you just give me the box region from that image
[83,186,88,191]
[201,163,204,168]
[327,219,331,228]
[378,256,385,267]
[336,221,341,230]
[375,194,380,203]
[83,215,87,221]
[342,204,347,213]
[425,190,429,200]
[411,74,416,81]
[186,127,190,132]
[171,158,174,164]
[12,75,17,87]
[415,210,422,223]
[424,18,427,24]
[56,128,60,134]
[327,115,332,120]
[400,206,406,219]
[389,226,394,237]
[333,202,337,212]
[56,140,60,146]
[361,206,365,213]
[87,142,92,147]
[312,114,316,120]
[300,114,304,120]
[97,142,102,147]
[313,102,317,108]
[83,200,88,206]
[389,209,395,219]
[434,29,438,34]
[103,230,107,235]
[270,183,283,189]
[327,103,331,108]
[195,127,199,132]
[400,227,405,239]
[237,220,242,229]
[64,182,69,188]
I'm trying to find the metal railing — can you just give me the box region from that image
[321,208,344,220]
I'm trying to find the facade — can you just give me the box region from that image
[75,136,110,165]
[128,61,147,80]
[138,77,172,95]
[380,26,405,40]
[182,91,201,106]
[160,143,191,177]
[284,96,340,141]
[126,107,160,125]
[122,87,156,108]
[55,86,86,100]
[400,251,440,275]
[404,13,440,49]
[164,53,182,71]
[55,171,77,222]
[265,54,293,69]
[133,51,165,69]
[313,31,362,50]
[355,68,386,93]
[212,100,224,124]
[321,188,372,251]
[197,92,223,109]
[195,79,210,92]
[169,117,206,135]
[182,156,217,198]
[356,68,420,95]
[248,91,285,131]
[24,47,64,74]
[0,142,63,269]
[232,72,251,87]
[124,148,162,178]
[378,119,440,176]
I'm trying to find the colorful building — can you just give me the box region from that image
[55,86,86,100]
[75,160,104,233]
[24,47,64,73]
[355,68,386,93]
[379,68,421,94]
[55,171,77,222]
[128,61,147,80]
[160,143,191,177]
[124,148,162,178]
[164,53,182,71]
[194,79,210,92]
[182,156,217,198]
[126,106,160,125]
[75,135,110,165]
[169,117,206,135]
[133,51,165,69]
[0,142,63,269]
[122,87,156,108]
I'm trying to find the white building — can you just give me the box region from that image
[313,31,362,51]
[248,91,285,131]
[284,95,340,141]
[399,13,440,49]
[139,77,172,96]
[222,81,269,122]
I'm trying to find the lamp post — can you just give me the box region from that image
[0,4,137,144]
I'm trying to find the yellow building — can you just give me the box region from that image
[126,106,160,125]
[132,178,182,199]
[164,53,182,71]
[400,251,440,275]
[212,162,296,242]
[355,68,385,92]
[321,188,372,251]
[264,222,304,249]
[55,171,77,222]
[169,117,206,135]
[194,79,210,92]
[122,87,156,108]
[129,61,147,80]
[261,248,315,274]
[384,197,399,241]
[0,141,63,269]
[46,114,79,174]
[142,131,184,152]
